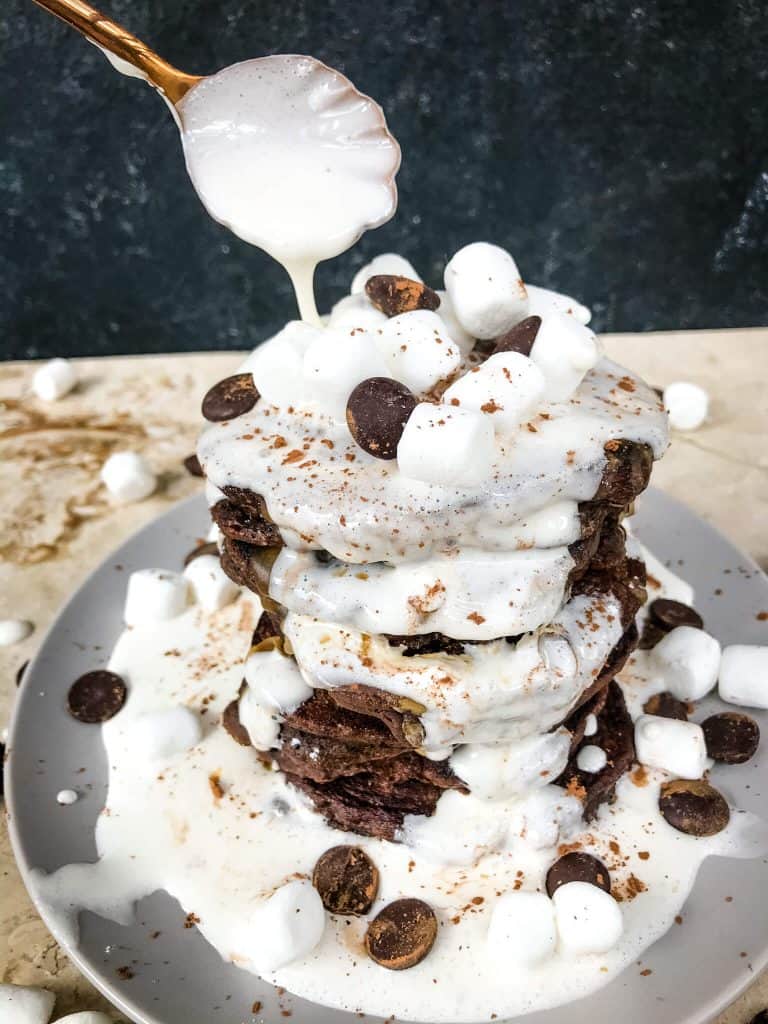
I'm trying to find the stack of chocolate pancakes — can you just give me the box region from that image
[197,273,669,843]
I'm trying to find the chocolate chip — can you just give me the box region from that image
[201,374,259,422]
[67,670,127,724]
[545,852,612,897]
[15,660,29,687]
[222,698,251,747]
[492,315,542,356]
[183,541,220,567]
[702,712,760,764]
[659,778,730,836]
[365,275,440,317]
[749,1013,768,1024]
[643,691,689,721]
[364,898,437,970]
[346,378,417,460]
[313,845,380,916]
[183,453,204,477]
[648,598,704,632]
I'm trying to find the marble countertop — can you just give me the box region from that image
[1,332,766,1021]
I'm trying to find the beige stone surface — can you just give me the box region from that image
[1,334,766,1022]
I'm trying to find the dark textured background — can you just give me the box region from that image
[2,0,767,359]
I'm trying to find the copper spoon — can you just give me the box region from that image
[31,0,201,104]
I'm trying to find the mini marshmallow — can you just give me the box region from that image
[576,745,607,774]
[435,290,475,355]
[32,357,77,401]
[53,1014,114,1024]
[243,647,313,714]
[351,252,421,293]
[444,242,528,339]
[663,381,709,431]
[100,451,156,503]
[397,402,495,487]
[525,283,591,325]
[303,327,390,419]
[652,626,721,702]
[0,618,33,646]
[634,714,708,779]
[183,554,240,611]
[529,313,602,402]
[553,881,624,955]
[327,292,388,332]
[246,880,325,972]
[442,351,546,431]
[123,568,189,626]
[246,321,317,406]
[56,789,79,805]
[719,645,768,708]
[129,705,202,760]
[583,713,598,737]
[487,891,557,965]
[377,310,462,395]
[0,984,55,1024]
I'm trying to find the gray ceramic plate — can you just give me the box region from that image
[6,489,768,1024]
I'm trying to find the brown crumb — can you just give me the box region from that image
[757,611,768,621]
[209,772,224,801]
[252,1001,263,1013]
[467,611,486,625]
[675,915,683,925]
[184,912,201,929]
[637,851,650,860]
[640,968,652,976]
[116,966,135,980]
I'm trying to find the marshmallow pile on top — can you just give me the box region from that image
[241,242,596,489]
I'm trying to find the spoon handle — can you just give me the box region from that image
[31,0,201,104]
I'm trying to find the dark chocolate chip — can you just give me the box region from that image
[67,670,127,724]
[222,698,252,747]
[365,275,440,316]
[364,898,437,970]
[16,660,29,687]
[201,374,259,422]
[649,598,704,632]
[492,315,542,357]
[659,778,730,836]
[183,541,220,567]
[749,1013,768,1024]
[346,378,417,460]
[545,852,612,897]
[313,845,380,916]
[642,691,689,721]
[702,712,760,764]
[183,453,204,477]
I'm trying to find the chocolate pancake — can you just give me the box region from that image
[555,681,635,820]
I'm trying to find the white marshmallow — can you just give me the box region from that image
[663,381,709,431]
[53,1014,114,1024]
[351,253,421,293]
[719,645,768,708]
[435,290,475,354]
[442,351,546,431]
[246,321,317,406]
[129,706,202,760]
[243,647,313,714]
[327,293,388,332]
[246,880,325,972]
[529,314,601,402]
[183,554,240,611]
[652,626,721,702]
[100,451,156,503]
[0,618,33,646]
[525,283,591,325]
[56,789,79,805]
[0,984,55,1024]
[634,714,708,779]
[553,881,624,955]
[303,327,390,419]
[444,242,528,339]
[123,569,189,627]
[451,730,570,801]
[576,745,607,774]
[397,402,495,488]
[377,310,461,395]
[487,891,557,965]
[583,713,598,737]
[32,358,77,401]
